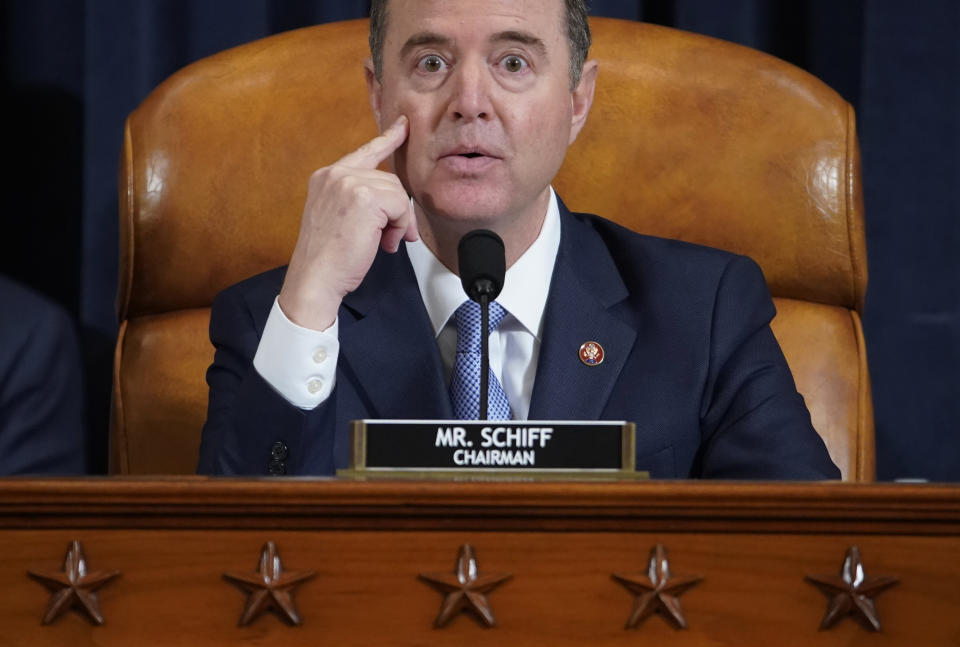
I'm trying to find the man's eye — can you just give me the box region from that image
[501,55,528,73]
[418,55,446,73]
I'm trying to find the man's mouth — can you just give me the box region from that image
[441,144,502,160]
[444,151,497,160]
[438,147,501,174]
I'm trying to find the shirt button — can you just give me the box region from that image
[307,378,323,394]
[312,347,327,364]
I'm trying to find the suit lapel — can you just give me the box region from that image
[336,203,637,422]
[339,247,452,419]
[528,206,637,420]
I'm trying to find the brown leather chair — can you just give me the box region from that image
[114,18,873,479]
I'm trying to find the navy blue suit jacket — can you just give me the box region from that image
[198,203,839,479]
[0,276,86,475]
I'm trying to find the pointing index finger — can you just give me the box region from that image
[338,115,408,169]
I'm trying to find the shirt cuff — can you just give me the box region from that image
[253,298,339,410]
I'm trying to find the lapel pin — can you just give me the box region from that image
[579,341,605,366]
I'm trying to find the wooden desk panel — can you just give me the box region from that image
[0,480,957,646]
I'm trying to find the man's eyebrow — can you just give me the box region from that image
[490,30,547,57]
[398,30,549,59]
[400,32,452,59]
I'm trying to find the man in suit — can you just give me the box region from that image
[198,0,839,479]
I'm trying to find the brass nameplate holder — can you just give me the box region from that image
[337,420,646,480]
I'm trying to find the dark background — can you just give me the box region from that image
[2,1,957,479]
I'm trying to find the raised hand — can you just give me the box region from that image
[278,115,418,330]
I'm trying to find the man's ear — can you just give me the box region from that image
[568,59,598,145]
[364,58,383,131]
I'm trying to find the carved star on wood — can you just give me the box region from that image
[613,543,702,629]
[223,541,316,626]
[806,545,898,631]
[27,540,121,625]
[419,544,512,628]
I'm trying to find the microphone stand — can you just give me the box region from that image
[457,228,504,422]
[479,292,490,420]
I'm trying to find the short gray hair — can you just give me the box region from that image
[368,0,591,88]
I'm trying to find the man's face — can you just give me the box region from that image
[367,0,595,234]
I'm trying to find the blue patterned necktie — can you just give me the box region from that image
[449,300,513,420]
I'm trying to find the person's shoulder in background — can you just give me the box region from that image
[0,276,87,475]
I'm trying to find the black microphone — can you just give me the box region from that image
[457,230,505,420]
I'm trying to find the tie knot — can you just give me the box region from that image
[454,300,507,353]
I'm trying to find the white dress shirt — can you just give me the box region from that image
[253,188,561,419]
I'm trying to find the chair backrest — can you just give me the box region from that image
[114,17,874,479]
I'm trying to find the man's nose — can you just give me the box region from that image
[448,59,493,121]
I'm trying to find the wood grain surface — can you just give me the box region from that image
[0,479,957,646]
